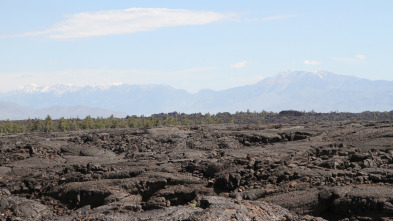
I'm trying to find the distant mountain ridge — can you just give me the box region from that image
[0,101,127,120]
[1,71,392,120]
[16,83,125,95]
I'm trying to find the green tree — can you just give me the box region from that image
[95,117,106,129]
[43,115,55,133]
[174,113,179,125]
[31,118,42,132]
[80,115,94,129]
[230,116,235,124]
[6,120,14,133]
[182,115,191,125]
[14,121,26,134]
[153,117,162,127]
[58,117,69,132]
[105,114,121,128]
[143,117,153,128]
[163,115,176,126]
[0,122,5,134]
[117,119,129,128]
[126,116,138,128]
[212,115,221,124]
[68,118,79,131]
[205,113,213,124]
[26,118,33,132]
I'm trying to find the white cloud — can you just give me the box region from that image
[355,54,367,60]
[18,8,235,39]
[332,54,367,63]
[304,59,320,65]
[230,60,250,69]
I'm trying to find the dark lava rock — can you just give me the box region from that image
[0,122,393,220]
[0,189,52,220]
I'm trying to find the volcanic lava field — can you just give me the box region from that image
[1,121,393,220]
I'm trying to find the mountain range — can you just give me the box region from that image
[1,71,392,120]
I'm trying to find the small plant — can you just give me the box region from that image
[191,201,198,208]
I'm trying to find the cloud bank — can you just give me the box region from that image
[20,8,235,39]
[332,54,367,63]
[355,54,367,60]
[230,60,250,69]
[304,59,320,65]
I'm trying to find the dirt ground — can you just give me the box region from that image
[1,121,393,220]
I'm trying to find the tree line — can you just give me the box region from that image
[0,110,392,134]
[0,112,230,134]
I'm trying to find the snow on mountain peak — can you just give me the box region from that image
[275,70,331,80]
[19,83,81,95]
[19,83,48,93]
[18,83,126,94]
[311,70,331,79]
[87,83,124,90]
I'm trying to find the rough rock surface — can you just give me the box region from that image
[0,121,393,220]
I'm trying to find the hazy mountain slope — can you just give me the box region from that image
[0,101,126,120]
[36,106,127,119]
[0,101,35,120]
[1,71,392,119]
[0,84,192,115]
[191,71,393,112]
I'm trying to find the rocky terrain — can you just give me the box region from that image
[1,121,393,220]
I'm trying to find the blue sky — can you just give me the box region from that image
[1,0,392,93]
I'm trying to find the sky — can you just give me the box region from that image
[1,0,393,93]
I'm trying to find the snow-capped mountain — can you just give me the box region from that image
[210,70,393,112]
[1,71,393,120]
[16,83,126,95]
[17,83,79,95]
